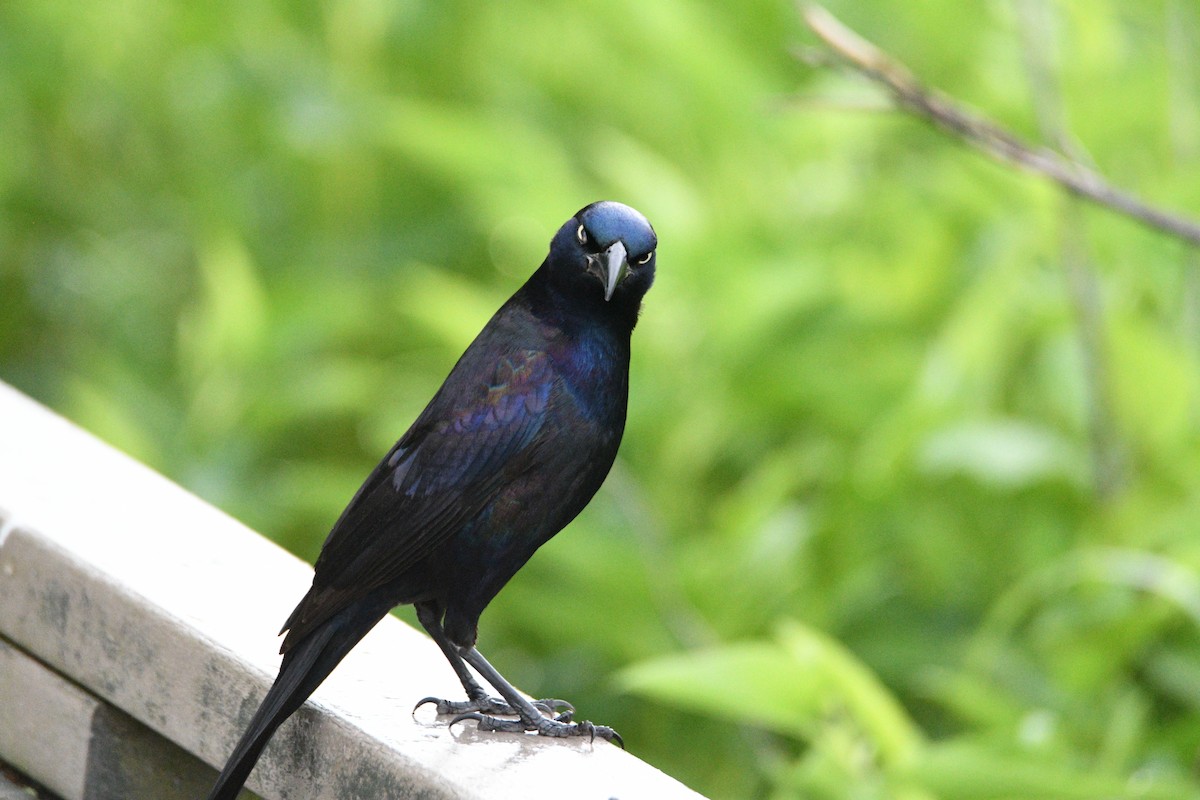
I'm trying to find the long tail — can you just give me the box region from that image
[205,605,388,800]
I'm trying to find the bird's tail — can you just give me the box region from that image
[205,606,387,800]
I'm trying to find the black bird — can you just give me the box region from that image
[206,201,657,800]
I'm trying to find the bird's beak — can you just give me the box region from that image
[588,240,629,302]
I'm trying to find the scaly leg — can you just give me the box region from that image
[452,645,622,747]
[412,602,571,718]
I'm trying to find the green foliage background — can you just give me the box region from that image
[4,0,1200,796]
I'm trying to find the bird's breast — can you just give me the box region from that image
[548,330,629,429]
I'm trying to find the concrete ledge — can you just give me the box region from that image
[0,381,704,799]
[1,757,63,800]
[0,636,219,800]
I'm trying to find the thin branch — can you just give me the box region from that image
[798,3,1200,247]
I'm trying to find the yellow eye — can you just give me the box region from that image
[635,250,654,265]
[576,224,588,245]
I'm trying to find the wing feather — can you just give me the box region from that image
[281,343,557,649]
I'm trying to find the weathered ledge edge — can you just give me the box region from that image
[0,381,704,800]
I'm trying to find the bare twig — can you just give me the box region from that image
[799,3,1200,247]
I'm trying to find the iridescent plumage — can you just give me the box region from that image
[207,202,656,799]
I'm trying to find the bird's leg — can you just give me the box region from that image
[451,646,623,747]
[412,603,571,718]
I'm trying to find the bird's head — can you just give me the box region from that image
[545,201,656,321]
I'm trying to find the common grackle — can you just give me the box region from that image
[205,201,657,800]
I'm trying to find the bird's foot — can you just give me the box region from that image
[415,693,573,718]
[451,711,624,748]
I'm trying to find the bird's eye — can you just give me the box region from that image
[576,225,588,245]
[635,250,654,266]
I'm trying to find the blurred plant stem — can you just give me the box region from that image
[1168,0,1200,425]
[605,459,718,649]
[1014,0,1124,500]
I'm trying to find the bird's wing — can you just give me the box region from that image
[280,344,557,648]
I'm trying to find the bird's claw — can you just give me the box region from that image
[414,695,510,716]
[414,695,573,717]
[450,711,623,747]
[533,698,574,715]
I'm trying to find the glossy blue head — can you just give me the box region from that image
[579,201,657,264]
[545,201,656,325]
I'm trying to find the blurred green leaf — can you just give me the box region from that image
[619,640,827,741]
[918,418,1087,489]
[908,741,1193,800]
[620,619,924,764]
